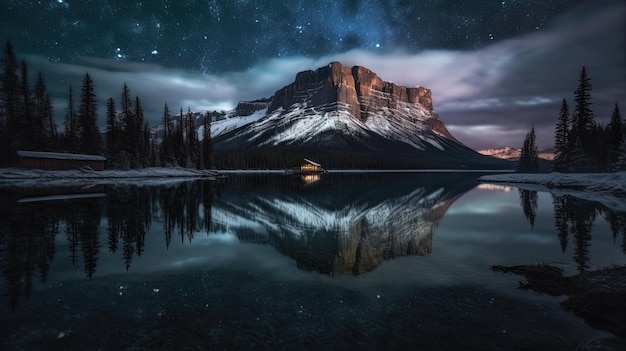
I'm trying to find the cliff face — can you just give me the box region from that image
[207,61,512,170]
[235,99,269,116]
[268,62,434,123]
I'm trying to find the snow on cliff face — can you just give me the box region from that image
[202,107,268,141]
[227,100,444,152]
[209,62,459,153]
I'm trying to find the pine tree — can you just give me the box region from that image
[614,141,626,171]
[202,113,213,169]
[159,102,175,166]
[105,97,121,166]
[77,72,102,155]
[134,96,146,167]
[64,85,78,152]
[554,98,569,172]
[142,120,151,166]
[18,59,36,150]
[613,115,626,171]
[185,107,200,169]
[569,66,596,171]
[607,103,623,169]
[517,126,538,173]
[0,40,20,164]
[119,82,134,161]
[529,126,539,171]
[174,108,185,167]
[149,139,158,167]
[44,94,56,147]
[33,71,56,149]
[33,71,47,137]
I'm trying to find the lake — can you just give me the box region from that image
[0,172,624,350]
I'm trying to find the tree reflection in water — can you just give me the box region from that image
[0,181,214,311]
[518,189,625,274]
[0,176,625,312]
[1,193,60,311]
[518,189,538,228]
[551,194,625,273]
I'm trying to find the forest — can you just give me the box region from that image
[517,66,625,173]
[0,40,213,170]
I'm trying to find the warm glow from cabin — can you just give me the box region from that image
[300,164,318,171]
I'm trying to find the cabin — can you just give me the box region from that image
[292,158,325,174]
[17,151,106,171]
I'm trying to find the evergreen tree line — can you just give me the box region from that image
[553,66,625,172]
[0,41,60,165]
[0,40,213,169]
[519,66,624,173]
[158,104,213,169]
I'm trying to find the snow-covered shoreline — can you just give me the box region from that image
[479,172,626,211]
[0,167,219,187]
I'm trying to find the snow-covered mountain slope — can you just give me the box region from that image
[207,62,511,169]
[152,62,511,169]
[198,107,268,141]
[229,99,446,153]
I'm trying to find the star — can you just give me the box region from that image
[0,0,621,152]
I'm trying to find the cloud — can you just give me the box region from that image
[26,1,625,150]
[27,54,324,130]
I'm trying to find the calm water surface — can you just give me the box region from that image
[0,173,624,350]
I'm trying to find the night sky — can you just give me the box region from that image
[1,0,624,150]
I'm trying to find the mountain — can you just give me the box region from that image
[478,146,554,172]
[478,147,555,161]
[478,147,522,160]
[172,62,513,169]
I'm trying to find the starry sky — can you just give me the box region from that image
[1,0,624,150]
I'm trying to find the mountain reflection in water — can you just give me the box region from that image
[213,173,476,276]
[1,173,626,350]
[0,173,473,309]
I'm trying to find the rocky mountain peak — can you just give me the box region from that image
[268,61,435,123]
[205,61,511,170]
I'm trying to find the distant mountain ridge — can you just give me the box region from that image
[478,147,555,161]
[157,62,512,169]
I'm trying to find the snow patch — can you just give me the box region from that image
[211,108,268,138]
